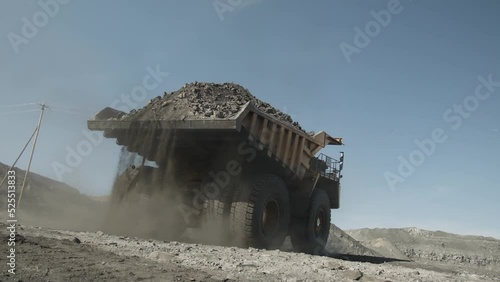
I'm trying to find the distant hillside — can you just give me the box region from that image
[0,161,106,231]
[346,227,500,269]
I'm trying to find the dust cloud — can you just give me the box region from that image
[101,146,239,246]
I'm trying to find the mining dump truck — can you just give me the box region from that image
[88,83,344,254]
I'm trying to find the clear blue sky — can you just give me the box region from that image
[1,0,499,238]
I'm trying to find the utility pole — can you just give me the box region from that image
[0,128,37,188]
[18,102,49,208]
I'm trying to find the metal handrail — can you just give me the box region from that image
[311,153,340,181]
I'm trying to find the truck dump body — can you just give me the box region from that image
[88,102,342,181]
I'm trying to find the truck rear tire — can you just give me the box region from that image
[290,189,331,255]
[230,174,290,249]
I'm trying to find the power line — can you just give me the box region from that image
[18,102,48,209]
[0,103,37,108]
[1,101,89,208]
[0,109,40,115]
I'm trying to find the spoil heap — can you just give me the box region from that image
[123,82,305,132]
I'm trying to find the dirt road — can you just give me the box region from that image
[1,222,498,282]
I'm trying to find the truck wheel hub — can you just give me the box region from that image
[314,209,325,237]
[262,198,280,236]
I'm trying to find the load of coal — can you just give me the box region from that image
[122,82,305,132]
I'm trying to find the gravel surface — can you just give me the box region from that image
[1,223,498,282]
[0,223,218,282]
[122,82,306,132]
[2,162,499,281]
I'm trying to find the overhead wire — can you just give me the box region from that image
[0,109,40,115]
[0,103,38,108]
[0,102,93,118]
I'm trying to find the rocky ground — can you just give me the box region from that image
[2,222,499,282]
[121,82,306,132]
[1,162,499,281]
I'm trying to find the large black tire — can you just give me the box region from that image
[230,174,290,249]
[290,189,331,255]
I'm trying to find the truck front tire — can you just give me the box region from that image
[290,188,331,255]
[230,174,290,249]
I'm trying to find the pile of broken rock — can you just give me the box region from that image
[123,82,305,132]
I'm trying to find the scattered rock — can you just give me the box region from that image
[13,233,26,244]
[149,251,174,262]
[2,222,498,282]
[345,269,363,280]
